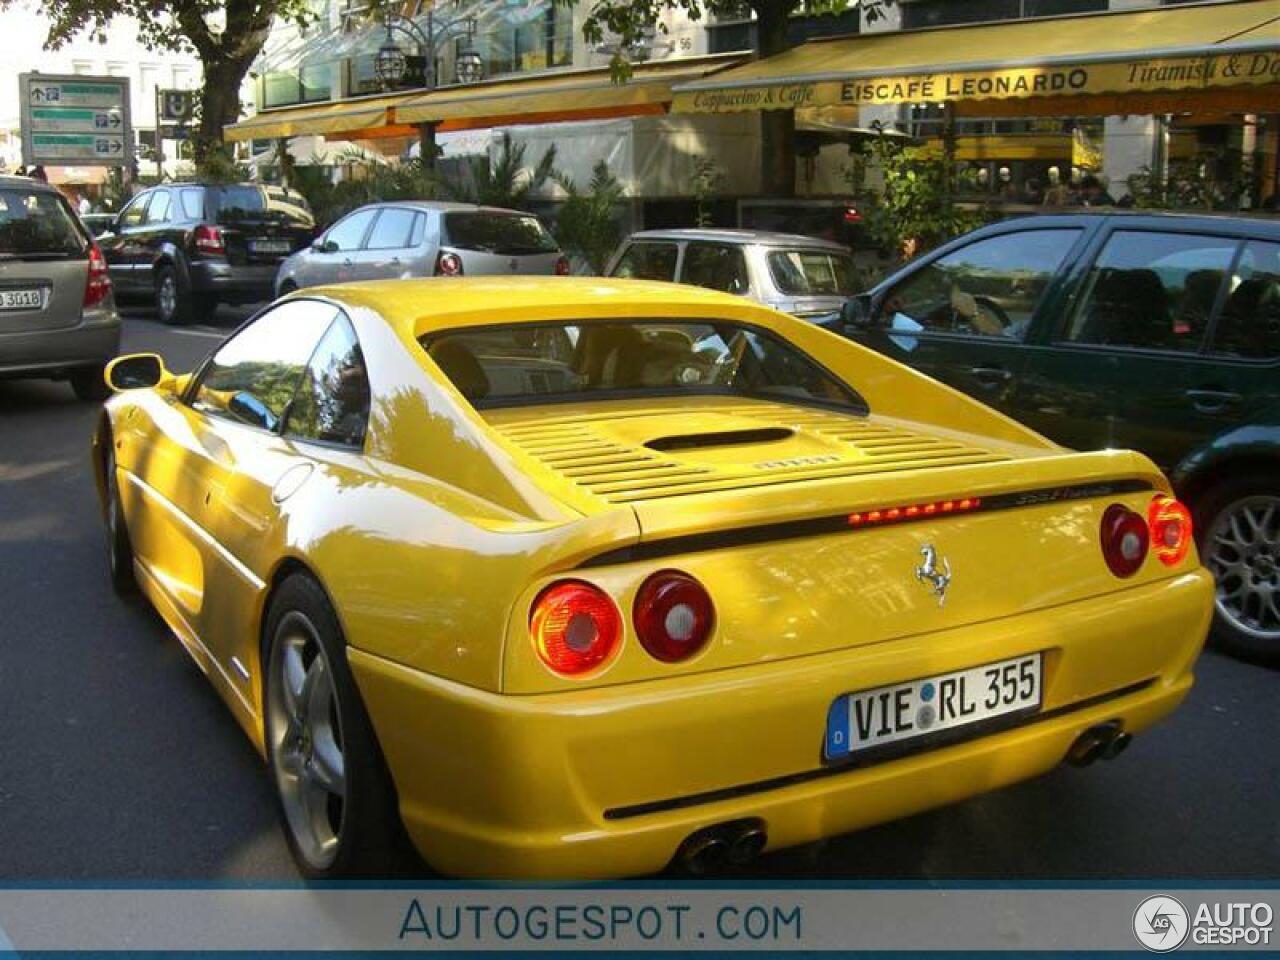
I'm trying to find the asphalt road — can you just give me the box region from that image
[1,306,1277,881]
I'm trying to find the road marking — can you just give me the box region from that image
[167,327,225,339]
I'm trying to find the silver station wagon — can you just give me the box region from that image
[275,201,568,295]
[606,228,858,320]
[0,175,119,400]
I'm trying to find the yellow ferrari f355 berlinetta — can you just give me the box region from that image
[94,277,1212,880]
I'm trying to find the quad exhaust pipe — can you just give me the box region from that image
[677,819,767,874]
[1067,721,1132,767]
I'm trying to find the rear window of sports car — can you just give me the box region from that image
[420,320,866,413]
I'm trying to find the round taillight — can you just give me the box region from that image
[529,581,621,676]
[436,251,463,276]
[554,255,571,276]
[1100,503,1149,578]
[633,571,715,663]
[1148,495,1193,567]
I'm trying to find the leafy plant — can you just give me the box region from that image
[294,149,440,228]
[1127,151,1250,212]
[552,161,626,275]
[844,136,981,261]
[194,145,251,184]
[444,133,557,209]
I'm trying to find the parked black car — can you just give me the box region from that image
[838,212,1280,665]
[98,183,314,325]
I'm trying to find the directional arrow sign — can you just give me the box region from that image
[20,73,132,165]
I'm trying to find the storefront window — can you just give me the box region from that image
[262,64,332,108]
[469,2,570,78]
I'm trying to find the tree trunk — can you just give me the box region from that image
[755,0,794,198]
[195,56,251,165]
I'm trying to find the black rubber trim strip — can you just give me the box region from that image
[582,478,1153,568]
[602,677,1156,820]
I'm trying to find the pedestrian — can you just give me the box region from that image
[77,193,91,215]
[1079,174,1115,207]
[29,165,47,183]
[1042,166,1071,206]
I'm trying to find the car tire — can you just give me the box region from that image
[1194,472,1280,667]
[103,442,136,595]
[154,264,216,326]
[263,574,407,878]
[70,364,110,402]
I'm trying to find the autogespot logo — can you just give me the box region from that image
[1133,896,1191,952]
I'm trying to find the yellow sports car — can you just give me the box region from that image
[95,277,1212,880]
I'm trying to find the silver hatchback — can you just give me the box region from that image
[0,176,119,400]
[275,201,567,295]
[606,229,857,320]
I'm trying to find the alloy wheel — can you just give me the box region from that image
[267,612,348,869]
[157,273,177,321]
[1204,495,1280,643]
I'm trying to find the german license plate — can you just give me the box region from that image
[0,288,43,311]
[251,239,291,254]
[824,653,1042,760]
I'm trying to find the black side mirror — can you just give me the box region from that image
[841,293,875,331]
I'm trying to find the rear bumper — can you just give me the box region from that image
[188,261,277,304]
[351,569,1212,880]
[0,308,120,377]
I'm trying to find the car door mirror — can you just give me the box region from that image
[841,293,876,331]
[312,237,336,253]
[228,391,277,431]
[105,353,170,392]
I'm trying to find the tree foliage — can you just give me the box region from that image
[6,0,319,161]
[552,161,626,275]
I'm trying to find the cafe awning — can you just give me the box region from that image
[397,54,744,130]
[672,0,1280,115]
[223,95,410,143]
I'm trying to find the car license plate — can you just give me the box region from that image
[251,239,291,254]
[824,653,1042,760]
[0,288,43,311]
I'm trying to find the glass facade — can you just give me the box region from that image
[262,64,333,108]
[901,0,1106,29]
[708,7,860,54]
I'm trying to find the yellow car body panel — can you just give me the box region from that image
[95,276,1213,879]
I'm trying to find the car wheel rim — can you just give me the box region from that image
[267,612,347,869]
[1204,495,1280,642]
[158,275,176,319]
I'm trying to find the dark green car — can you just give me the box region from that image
[841,213,1280,665]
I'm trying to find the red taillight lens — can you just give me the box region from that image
[193,224,225,255]
[633,571,715,664]
[1148,495,1193,567]
[435,251,463,276]
[83,243,111,308]
[554,255,571,276]
[1101,503,1149,578]
[530,581,621,676]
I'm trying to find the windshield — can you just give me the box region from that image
[208,185,310,226]
[767,249,857,296]
[422,320,864,412]
[0,188,87,257]
[443,212,558,255]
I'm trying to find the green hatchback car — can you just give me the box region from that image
[840,213,1280,665]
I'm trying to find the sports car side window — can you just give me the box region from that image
[286,314,371,449]
[191,301,337,432]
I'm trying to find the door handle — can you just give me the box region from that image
[970,366,1014,388]
[343,258,354,267]
[1185,389,1242,413]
